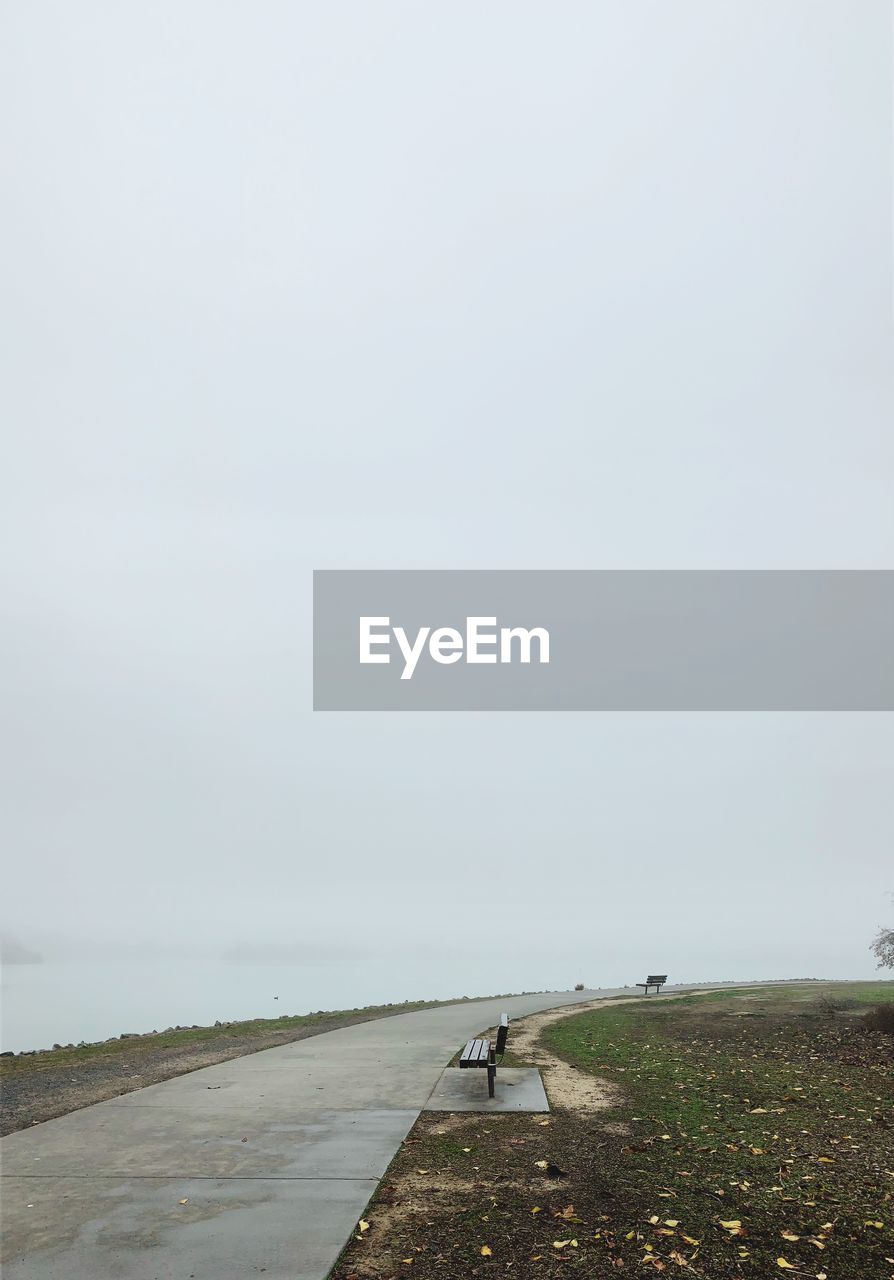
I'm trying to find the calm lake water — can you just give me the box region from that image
[0,959,568,1053]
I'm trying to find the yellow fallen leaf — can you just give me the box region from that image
[462,1147,472,1153]
[864,1220,884,1229]
[531,1206,541,1215]
[681,1234,700,1246]
[781,1232,800,1241]
[535,1160,549,1169]
[777,1260,796,1270]
[178,1198,189,1205]
[807,1239,825,1250]
[817,1157,835,1164]
[358,1220,370,1233]
[650,1215,660,1224]
[552,1239,578,1249]
[664,1219,679,1227]
[625,1230,636,1240]
[719,1220,742,1231]
[416,1169,429,1175]
[480,1245,492,1256]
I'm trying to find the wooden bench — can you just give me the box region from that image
[459,1013,509,1097]
[636,974,668,995]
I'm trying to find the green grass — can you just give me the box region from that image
[541,982,893,1275]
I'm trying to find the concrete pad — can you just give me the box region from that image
[1,1104,417,1180]
[424,1068,549,1112]
[0,1175,378,1280]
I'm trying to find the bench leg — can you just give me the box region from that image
[487,1064,496,1098]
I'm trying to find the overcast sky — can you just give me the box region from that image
[1,2,892,988]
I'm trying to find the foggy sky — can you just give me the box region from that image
[2,2,892,988]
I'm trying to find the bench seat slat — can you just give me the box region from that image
[460,1037,491,1067]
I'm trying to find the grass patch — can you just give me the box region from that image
[333,984,894,1278]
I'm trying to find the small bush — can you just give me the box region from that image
[863,1002,894,1034]
[574,982,585,991]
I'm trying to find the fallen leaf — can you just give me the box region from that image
[178,1198,189,1205]
[480,1245,492,1257]
[358,1220,369,1234]
[552,1238,578,1249]
[777,1260,796,1270]
[719,1220,742,1231]
[781,1232,800,1242]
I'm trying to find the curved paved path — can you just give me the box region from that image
[2,985,649,1278]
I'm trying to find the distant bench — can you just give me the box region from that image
[459,1013,509,1097]
[636,974,668,995]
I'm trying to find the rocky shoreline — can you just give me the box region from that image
[0,995,511,1135]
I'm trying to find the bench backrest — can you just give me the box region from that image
[646,975,668,984]
[495,1012,509,1056]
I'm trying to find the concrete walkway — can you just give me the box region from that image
[1,986,637,1279]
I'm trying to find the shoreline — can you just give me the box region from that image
[0,992,535,1135]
